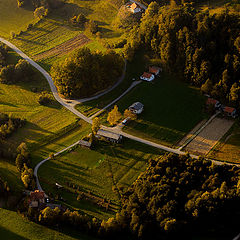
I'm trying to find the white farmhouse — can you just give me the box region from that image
[140,72,155,82]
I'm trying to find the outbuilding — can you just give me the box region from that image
[96,129,122,143]
[149,66,162,75]
[222,106,237,118]
[129,102,144,114]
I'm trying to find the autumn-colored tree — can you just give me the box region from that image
[107,105,122,126]
[92,117,101,135]
[34,7,48,19]
[123,109,137,120]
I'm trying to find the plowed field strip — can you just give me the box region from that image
[185,118,234,155]
[33,34,91,61]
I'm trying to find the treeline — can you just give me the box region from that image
[124,3,240,105]
[116,154,240,239]
[24,154,240,239]
[17,0,63,9]
[51,48,124,99]
[0,59,35,84]
[0,44,9,67]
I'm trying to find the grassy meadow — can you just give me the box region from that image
[0,0,36,38]
[0,208,95,240]
[0,49,78,152]
[0,0,124,68]
[38,139,164,219]
[208,123,240,164]
[117,72,206,147]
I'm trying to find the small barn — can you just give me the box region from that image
[129,102,144,114]
[96,129,122,143]
[78,139,92,149]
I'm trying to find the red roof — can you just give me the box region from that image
[206,98,218,105]
[141,72,153,79]
[224,106,236,113]
[149,66,160,74]
[30,190,45,201]
[131,2,140,10]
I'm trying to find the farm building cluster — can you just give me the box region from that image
[206,97,238,118]
[126,2,145,13]
[140,66,162,82]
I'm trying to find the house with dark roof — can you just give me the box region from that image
[78,139,92,149]
[140,72,155,82]
[96,129,122,143]
[129,102,144,114]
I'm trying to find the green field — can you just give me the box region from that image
[116,72,206,146]
[38,139,164,219]
[0,49,78,151]
[0,0,123,68]
[0,0,36,38]
[0,208,95,240]
[0,159,22,192]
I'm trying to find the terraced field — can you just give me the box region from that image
[33,33,91,61]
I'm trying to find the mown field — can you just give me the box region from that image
[0,0,36,38]
[118,72,206,147]
[0,49,78,152]
[0,208,95,240]
[38,139,164,219]
[208,123,240,164]
[0,0,123,69]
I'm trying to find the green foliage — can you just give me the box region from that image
[92,117,101,135]
[0,58,34,84]
[51,48,124,98]
[38,91,52,105]
[34,6,48,19]
[117,154,240,238]
[127,3,240,103]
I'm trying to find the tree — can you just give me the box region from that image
[107,105,122,126]
[87,20,98,34]
[34,7,48,19]
[76,13,87,26]
[123,109,137,120]
[92,117,101,135]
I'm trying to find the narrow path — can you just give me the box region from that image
[90,80,142,119]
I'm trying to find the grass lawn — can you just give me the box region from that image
[31,119,91,167]
[38,139,164,219]
[0,0,37,38]
[98,72,207,147]
[0,159,23,192]
[208,123,240,164]
[0,208,95,240]
[3,0,123,68]
[0,49,78,152]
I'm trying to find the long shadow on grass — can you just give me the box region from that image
[0,226,27,240]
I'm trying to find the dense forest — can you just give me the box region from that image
[124,2,240,105]
[116,154,240,239]
[51,48,124,99]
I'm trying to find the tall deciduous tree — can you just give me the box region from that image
[107,105,122,126]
